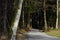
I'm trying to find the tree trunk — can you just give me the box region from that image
[56,0,58,29]
[27,1,31,30]
[22,11,25,29]
[3,0,7,34]
[27,12,30,30]
[44,0,47,31]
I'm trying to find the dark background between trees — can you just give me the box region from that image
[18,0,57,30]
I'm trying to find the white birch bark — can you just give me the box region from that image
[11,0,23,40]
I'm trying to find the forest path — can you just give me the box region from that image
[25,29,60,40]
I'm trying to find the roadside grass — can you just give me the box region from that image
[16,26,32,40]
[16,29,27,40]
[45,29,60,38]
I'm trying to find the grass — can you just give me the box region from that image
[45,29,60,38]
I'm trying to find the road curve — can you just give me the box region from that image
[25,29,60,40]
